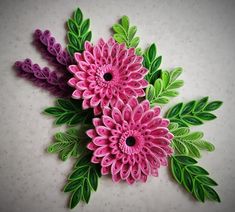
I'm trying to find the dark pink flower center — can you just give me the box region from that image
[125,136,136,146]
[103,72,113,81]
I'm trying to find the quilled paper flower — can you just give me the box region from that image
[86,97,174,184]
[68,38,148,115]
[14,7,223,208]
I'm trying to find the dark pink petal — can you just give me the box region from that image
[68,65,79,74]
[102,115,116,129]
[87,142,98,151]
[101,166,110,175]
[112,173,121,183]
[111,160,122,175]
[96,126,110,137]
[122,104,132,122]
[101,154,114,167]
[120,163,131,180]
[132,104,144,122]
[94,146,110,157]
[83,90,94,99]
[150,146,167,158]
[93,136,109,146]
[151,127,169,137]
[91,156,102,163]
[141,110,155,124]
[126,175,135,185]
[90,95,101,107]
[86,129,97,138]
[93,118,102,127]
[72,90,82,99]
[111,107,122,124]
[82,99,90,109]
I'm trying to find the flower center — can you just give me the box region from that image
[125,136,136,146]
[103,72,112,81]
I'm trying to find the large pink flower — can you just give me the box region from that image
[86,97,174,184]
[68,38,148,115]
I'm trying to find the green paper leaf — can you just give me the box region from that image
[64,179,82,193]
[203,185,221,202]
[69,165,89,180]
[181,115,203,126]
[80,19,90,35]
[69,186,82,209]
[67,19,79,35]
[183,169,193,192]
[167,80,184,90]
[44,107,64,116]
[82,178,91,203]
[204,101,223,112]
[166,103,183,118]
[150,56,162,72]
[74,7,83,25]
[170,67,183,82]
[170,156,220,203]
[194,97,208,113]
[171,127,190,137]
[197,176,218,186]
[154,79,163,97]
[67,8,92,55]
[181,101,196,115]
[146,85,155,101]
[166,97,222,126]
[174,155,197,165]
[196,112,217,121]
[112,15,141,52]
[148,43,157,62]
[44,98,93,126]
[88,167,99,191]
[171,157,182,184]
[192,140,215,152]
[182,132,204,141]
[186,166,209,176]
[193,179,205,202]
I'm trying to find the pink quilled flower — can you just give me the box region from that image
[68,38,148,115]
[86,97,174,184]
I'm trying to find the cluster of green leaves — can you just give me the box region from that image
[165,97,223,127]
[47,127,89,161]
[64,154,101,209]
[171,155,220,202]
[169,123,215,158]
[143,43,162,84]
[146,68,184,106]
[67,7,92,56]
[112,16,141,55]
[44,98,93,126]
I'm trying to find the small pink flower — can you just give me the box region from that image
[68,38,148,115]
[86,97,174,184]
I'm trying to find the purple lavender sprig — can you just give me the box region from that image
[34,29,74,67]
[14,59,72,97]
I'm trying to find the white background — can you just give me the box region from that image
[0,0,235,212]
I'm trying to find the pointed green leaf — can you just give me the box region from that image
[82,178,91,203]
[69,165,89,180]
[197,176,218,186]
[146,85,155,101]
[69,186,82,209]
[196,112,217,121]
[193,180,205,202]
[171,127,190,137]
[181,101,196,115]
[113,24,126,35]
[194,97,208,113]
[55,112,75,125]
[80,19,90,35]
[166,103,183,118]
[174,155,197,165]
[167,80,184,90]
[88,168,98,191]
[67,19,79,35]
[181,116,203,126]
[182,132,204,141]
[128,26,137,40]
[74,8,83,25]
[44,107,64,116]
[204,101,223,112]
[150,56,162,72]
[130,37,140,48]
[64,179,82,193]
[183,169,193,192]
[121,16,129,31]
[171,157,182,184]
[154,78,163,97]
[203,185,221,202]
[148,43,157,62]
[186,166,209,176]
[162,71,170,89]
[170,67,183,82]
[192,140,215,152]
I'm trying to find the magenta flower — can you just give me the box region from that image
[68,38,148,115]
[86,97,174,184]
